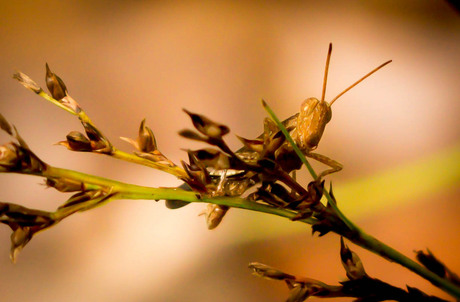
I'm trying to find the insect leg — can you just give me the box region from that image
[306,152,343,180]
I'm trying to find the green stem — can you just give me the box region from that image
[35,166,318,225]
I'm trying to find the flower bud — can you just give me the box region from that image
[81,121,112,153]
[340,237,366,280]
[60,131,93,151]
[45,63,67,100]
[138,119,157,152]
[46,177,83,192]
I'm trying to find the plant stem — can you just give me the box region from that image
[36,166,318,224]
[353,228,460,298]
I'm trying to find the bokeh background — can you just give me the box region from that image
[0,1,459,301]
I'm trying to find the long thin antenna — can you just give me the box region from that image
[329,59,392,106]
[321,43,333,102]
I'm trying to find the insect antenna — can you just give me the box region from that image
[329,59,392,106]
[321,43,333,102]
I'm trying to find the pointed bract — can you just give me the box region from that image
[340,237,367,280]
[138,119,157,152]
[183,109,229,138]
[45,63,67,100]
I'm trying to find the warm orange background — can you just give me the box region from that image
[0,1,459,301]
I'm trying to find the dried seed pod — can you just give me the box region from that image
[46,177,83,192]
[181,161,210,192]
[187,148,230,170]
[236,136,264,153]
[45,63,67,100]
[0,142,47,174]
[138,119,157,152]
[248,262,294,281]
[135,151,176,167]
[340,237,366,280]
[60,131,93,151]
[183,109,229,139]
[81,121,112,153]
[0,202,54,263]
[199,204,229,230]
[13,72,42,94]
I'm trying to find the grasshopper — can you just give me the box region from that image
[280,43,391,179]
[169,43,391,228]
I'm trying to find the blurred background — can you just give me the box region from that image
[0,1,459,301]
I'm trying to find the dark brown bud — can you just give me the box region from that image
[187,148,230,170]
[268,183,292,202]
[181,161,210,192]
[340,237,366,280]
[183,109,229,139]
[311,219,333,237]
[415,249,446,278]
[0,202,54,263]
[307,180,324,205]
[81,121,112,153]
[45,63,67,100]
[178,129,208,142]
[60,131,93,151]
[46,177,83,192]
[58,190,103,210]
